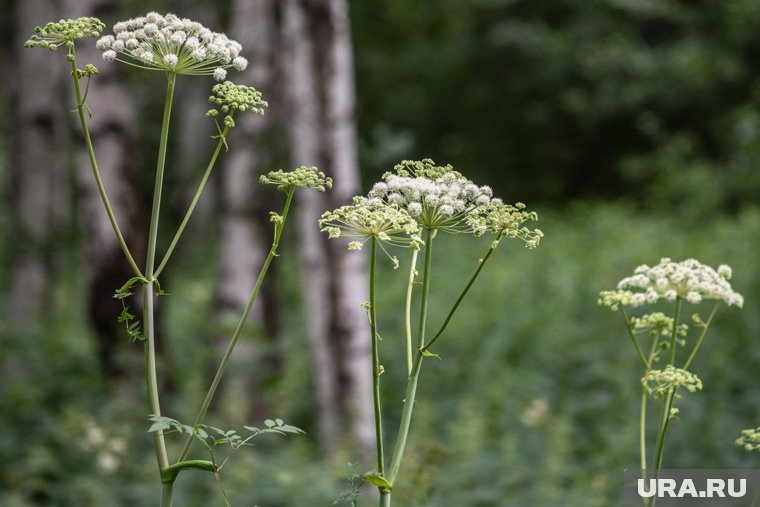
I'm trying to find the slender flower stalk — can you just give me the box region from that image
[178,168,330,463]
[154,123,230,279]
[176,189,295,463]
[144,72,176,477]
[369,237,386,479]
[404,248,419,374]
[59,42,143,279]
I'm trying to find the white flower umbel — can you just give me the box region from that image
[96,12,246,79]
[600,258,743,309]
[367,159,496,233]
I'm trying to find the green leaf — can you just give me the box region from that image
[362,472,393,490]
[420,348,441,359]
[264,419,275,428]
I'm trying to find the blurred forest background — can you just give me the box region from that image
[1,0,759,506]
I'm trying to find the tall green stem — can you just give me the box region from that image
[369,237,386,478]
[161,483,174,507]
[416,228,434,349]
[380,490,391,507]
[640,335,660,476]
[154,124,231,279]
[177,188,295,463]
[387,230,434,487]
[404,248,419,375]
[652,297,682,471]
[69,47,143,279]
[145,73,176,479]
[388,353,423,485]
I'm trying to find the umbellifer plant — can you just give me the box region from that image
[599,258,743,493]
[320,159,543,506]
[25,14,331,506]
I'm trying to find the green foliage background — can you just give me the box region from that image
[2,0,760,505]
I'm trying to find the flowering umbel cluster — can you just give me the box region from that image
[319,197,420,251]
[320,158,541,258]
[25,17,105,50]
[367,159,499,232]
[96,12,247,80]
[260,167,332,192]
[643,365,703,399]
[599,258,743,310]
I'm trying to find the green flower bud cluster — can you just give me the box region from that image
[74,64,99,79]
[25,17,105,50]
[643,365,702,399]
[319,196,420,250]
[209,81,267,116]
[466,202,543,248]
[736,427,760,453]
[260,166,332,192]
[629,312,688,337]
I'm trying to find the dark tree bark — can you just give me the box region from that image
[6,0,68,325]
[284,0,373,458]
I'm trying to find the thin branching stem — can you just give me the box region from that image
[69,46,143,279]
[154,123,231,279]
[652,297,683,472]
[621,307,650,371]
[177,188,296,463]
[683,302,719,370]
[422,233,503,352]
[404,248,419,375]
[369,236,386,478]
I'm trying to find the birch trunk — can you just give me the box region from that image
[214,0,286,419]
[7,0,67,325]
[284,0,373,458]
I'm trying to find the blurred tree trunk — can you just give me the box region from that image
[6,0,68,326]
[284,0,373,458]
[213,0,287,419]
[66,0,147,383]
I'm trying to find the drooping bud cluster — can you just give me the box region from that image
[599,258,743,309]
[260,167,332,192]
[96,12,247,80]
[736,427,760,453]
[643,365,702,399]
[25,17,105,50]
[208,81,267,117]
[319,196,420,251]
